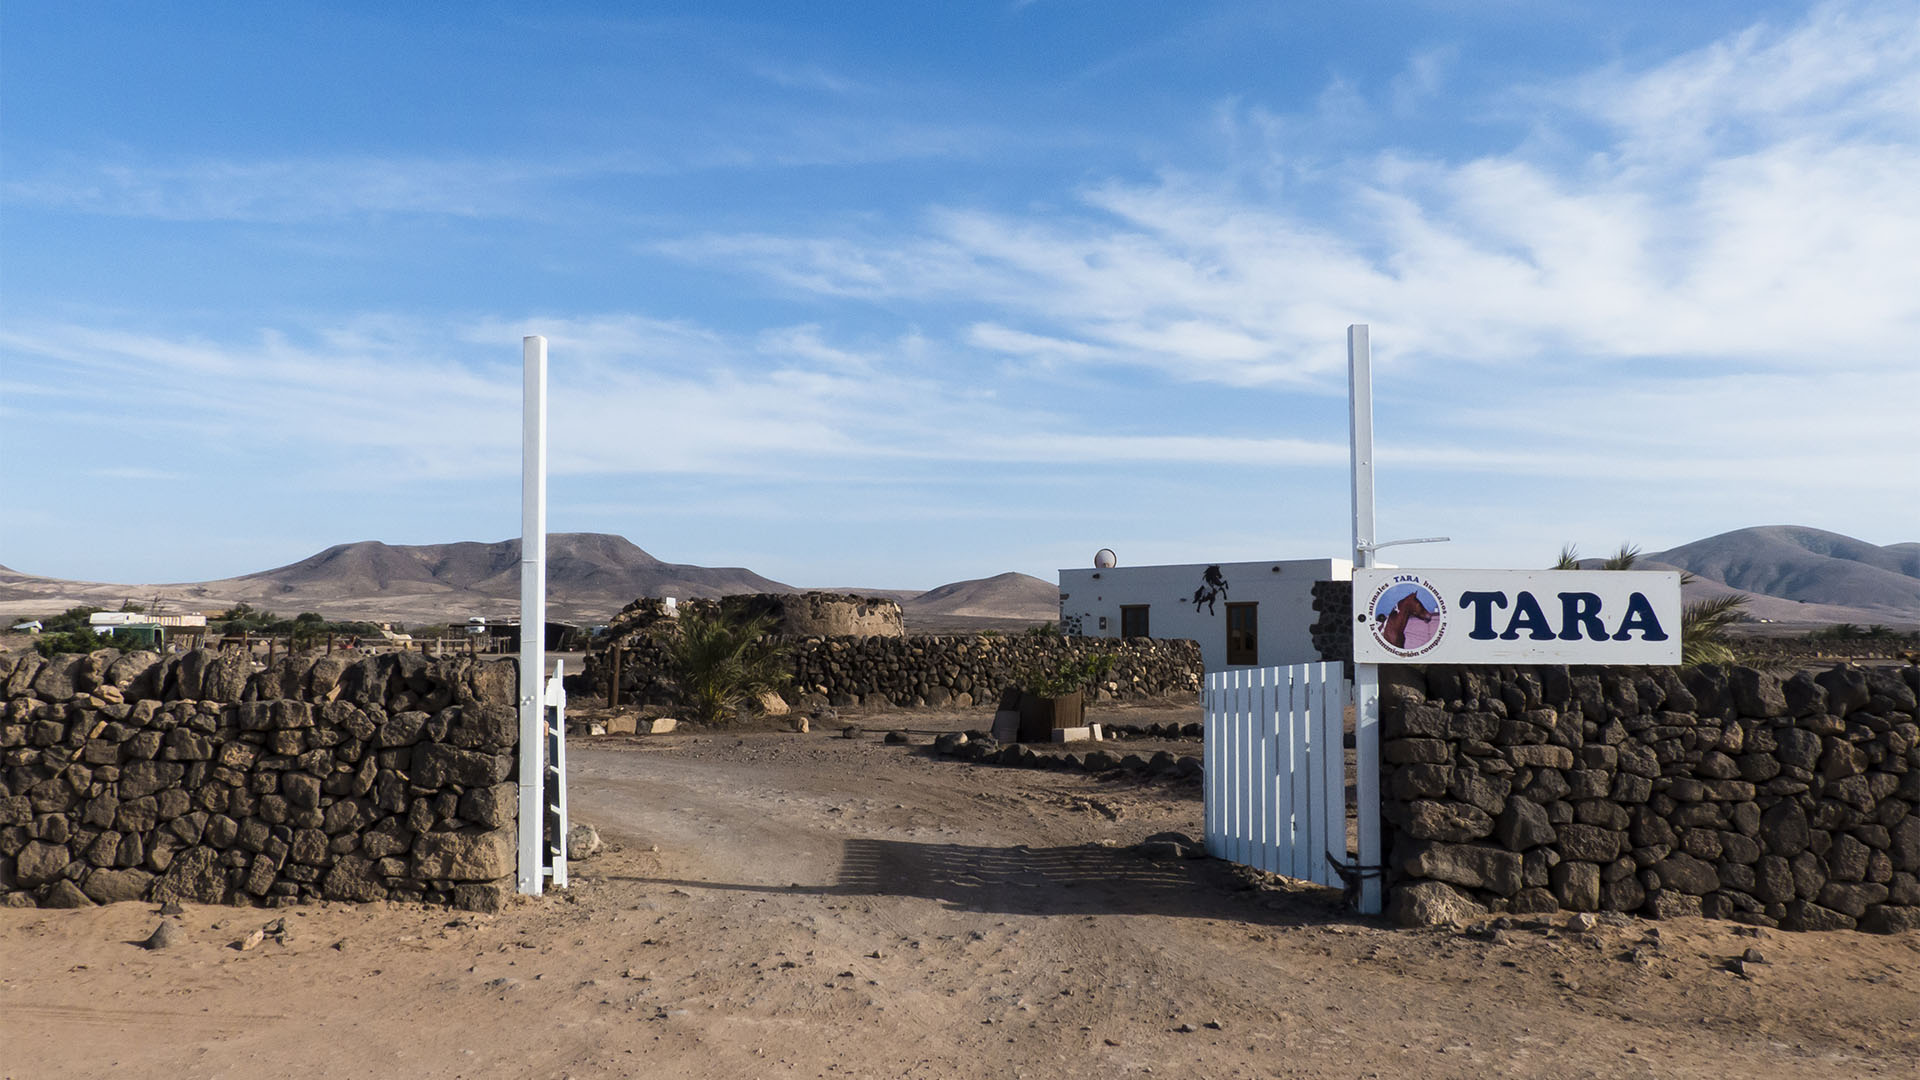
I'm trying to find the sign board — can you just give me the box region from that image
[1351,568,1682,665]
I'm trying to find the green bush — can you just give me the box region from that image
[665,608,792,725]
[33,628,117,657]
[38,606,104,634]
[1019,653,1114,698]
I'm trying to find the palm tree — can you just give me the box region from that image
[1553,540,1748,667]
[1678,594,1747,667]
[664,607,793,724]
[1600,544,1642,571]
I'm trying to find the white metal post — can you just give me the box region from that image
[1348,324,1374,564]
[1347,324,1384,915]
[517,335,548,896]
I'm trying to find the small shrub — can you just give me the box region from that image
[1019,653,1115,698]
[34,628,116,657]
[665,608,792,724]
[37,606,104,634]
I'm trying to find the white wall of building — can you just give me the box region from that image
[1058,558,1351,672]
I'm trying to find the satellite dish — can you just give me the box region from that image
[1093,549,1117,569]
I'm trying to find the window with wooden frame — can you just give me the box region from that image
[1120,605,1150,639]
[1225,602,1258,665]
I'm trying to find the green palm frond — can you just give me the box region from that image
[1601,543,1642,571]
[1553,544,1582,570]
[1679,593,1750,668]
[664,608,792,724]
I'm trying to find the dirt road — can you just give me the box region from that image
[5,724,1918,1079]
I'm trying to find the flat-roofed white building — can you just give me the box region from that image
[89,612,207,630]
[1058,557,1350,672]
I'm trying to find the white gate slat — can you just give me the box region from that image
[1217,669,1231,861]
[1223,670,1237,866]
[1262,669,1281,874]
[1244,664,1259,864]
[1274,664,1290,876]
[1306,664,1327,886]
[1297,664,1313,883]
[1236,669,1251,870]
[1268,671,1286,874]
[1244,669,1257,868]
[1309,664,1335,886]
[1222,671,1233,861]
[1320,665,1348,886]
[1201,673,1214,855]
[1261,670,1282,875]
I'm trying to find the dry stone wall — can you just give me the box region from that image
[584,633,1202,710]
[0,647,522,912]
[1379,662,1920,932]
[1309,579,1353,664]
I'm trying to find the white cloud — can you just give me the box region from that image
[1575,1,1920,161]
[658,2,1920,384]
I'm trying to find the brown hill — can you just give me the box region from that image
[1647,527,1920,620]
[0,534,795,626]
[903,572,1059,621]
[233,534,795,614]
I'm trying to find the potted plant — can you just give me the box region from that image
[1014,653,1115,742]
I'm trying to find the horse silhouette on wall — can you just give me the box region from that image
[1191,565,1228,615]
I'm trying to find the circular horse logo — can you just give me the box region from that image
[1364,577,1448,658]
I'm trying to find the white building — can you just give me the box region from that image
[89,612,208,631]
[1058,557,1351,672]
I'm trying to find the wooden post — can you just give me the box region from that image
[608,644,623,708]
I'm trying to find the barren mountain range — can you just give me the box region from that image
[2,526,1915,631]
[0,533,1060,629]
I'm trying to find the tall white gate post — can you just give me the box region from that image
[1348,325,1384,915]
[517,335,548,896]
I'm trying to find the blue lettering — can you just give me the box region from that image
[1558,592,1606,641]
[1612,592,1669,641]
[1458,591,1507,640]
[1500,592,1557,641]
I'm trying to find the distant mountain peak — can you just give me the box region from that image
[1650,526,1920,617]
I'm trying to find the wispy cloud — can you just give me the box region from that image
[660,1,1920,383]
[3,133,1009,224]
[1,157,564,222]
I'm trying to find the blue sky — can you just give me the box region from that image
[3,1,1917,590]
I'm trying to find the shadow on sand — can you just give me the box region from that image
[602,837,1355,925]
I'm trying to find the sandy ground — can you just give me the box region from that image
[4,704,1919,1080]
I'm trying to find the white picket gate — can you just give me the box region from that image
[1203,663,1352,888]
